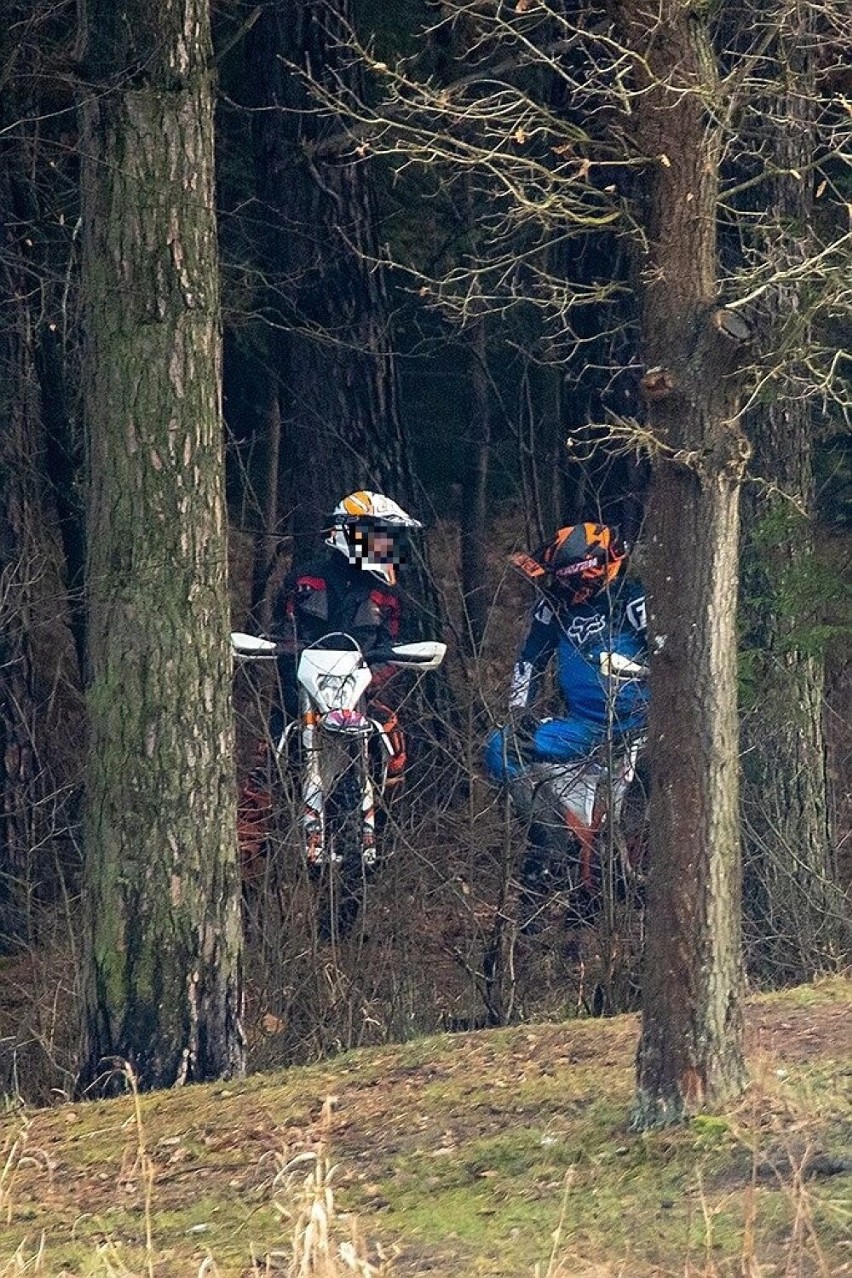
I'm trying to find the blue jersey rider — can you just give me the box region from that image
[484,522,648,923]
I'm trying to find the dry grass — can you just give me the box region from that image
[0,980,848,1277]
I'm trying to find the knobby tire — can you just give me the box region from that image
[320,767,367,942]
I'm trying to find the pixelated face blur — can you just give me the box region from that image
[349,522,408,566]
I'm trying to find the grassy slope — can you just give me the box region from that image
[0,977,849,1277]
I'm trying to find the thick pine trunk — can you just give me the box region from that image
[638,464,746,1122]
[79,0,244,1089]
[614,0,747,1126]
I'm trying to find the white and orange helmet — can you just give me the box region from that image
[324,490,422,584]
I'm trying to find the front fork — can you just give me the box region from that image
[297,711,379,867]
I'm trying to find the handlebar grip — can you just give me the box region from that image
[230,632,282,658]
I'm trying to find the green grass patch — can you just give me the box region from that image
[0,978,848,1276]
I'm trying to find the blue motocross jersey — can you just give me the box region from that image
[509,577,648,731]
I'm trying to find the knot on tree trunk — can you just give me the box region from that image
[713,308,752,344]
[641,366,676,401]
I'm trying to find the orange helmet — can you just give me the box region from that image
[511,522,626,605]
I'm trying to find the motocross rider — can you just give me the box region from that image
[237,490,421,876]
[483,522,648,920]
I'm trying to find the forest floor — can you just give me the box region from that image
[0,975,849,1277]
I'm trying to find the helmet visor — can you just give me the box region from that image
[552,553,606,588]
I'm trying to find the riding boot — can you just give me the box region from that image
[517,834,553,935]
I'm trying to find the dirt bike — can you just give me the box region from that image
[231,629,446,939]
[509,651,649,933]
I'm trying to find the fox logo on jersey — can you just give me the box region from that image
[562,613,607,646]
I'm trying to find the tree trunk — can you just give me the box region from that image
[250,0,413,536]
[739,5,850,979]
[0,143,41,949]
[614,0,747,1126]
[460,317,491,652]
[79,0,244,1089]
[248,0,444,640]
[222,329,282,630]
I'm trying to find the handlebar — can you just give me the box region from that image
[230,632,280,659]
[230,632,446,671]
[599,651,648,679]
[369,641,446,670]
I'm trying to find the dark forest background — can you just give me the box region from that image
[0,0,849,1104]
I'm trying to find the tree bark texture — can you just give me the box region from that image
[739,6,850,979]
[79,0,244,1089]
[460,316,491,652]
[248,0,445,645]
[614,0,747,1126]
[249,0,416,545]
[0,142,41,948]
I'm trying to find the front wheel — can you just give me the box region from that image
[316,767,370,942]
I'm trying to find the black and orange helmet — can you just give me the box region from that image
[511,522,626,605]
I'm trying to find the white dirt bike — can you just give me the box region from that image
[231,630,446,938]
[509,651,649,932]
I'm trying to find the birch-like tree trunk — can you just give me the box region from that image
[79,0,244,1089]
